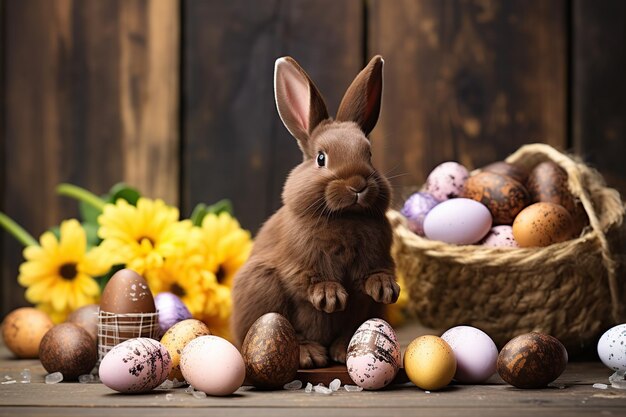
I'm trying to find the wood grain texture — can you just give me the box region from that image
[183,0,362,231]
[1,0,179,318]
[369,0,567,199]
[573,0,626,196]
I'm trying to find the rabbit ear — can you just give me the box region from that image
[274,57,329,147]
[336,55,384,137]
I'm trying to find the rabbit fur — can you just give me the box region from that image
[231,55,399,368]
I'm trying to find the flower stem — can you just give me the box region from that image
[0,212,38,247]
[56,183,106,211]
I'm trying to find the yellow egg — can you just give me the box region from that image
[403,335,456,390]
[1,307,53,358]
[160,319,211,381]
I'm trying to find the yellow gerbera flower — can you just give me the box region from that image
[386,272,410,327]
[18,219,113,316]
[198,212,252,287]
[98,198,190,275]
[201,281,233,339]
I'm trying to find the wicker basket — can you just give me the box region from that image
[389,143,625,354]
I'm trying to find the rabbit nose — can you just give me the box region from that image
[346,177,367,194]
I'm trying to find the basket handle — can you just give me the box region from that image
[507,143,625,323]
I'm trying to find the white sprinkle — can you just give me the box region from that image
[344,385,363,392]
[425,390,431,394]
[78,374,96,384]
[185,385,195,394]
[20,369,31,384]
[593,383,609,389]
[3,376,11,381]
[329,379,341,392]
[131,284,137,290]
[192,390,207,399]
[1,380,16,385]
[283,380,303,390]
[45,372,63,384]
[165,393,174,401]
[304,382,313,393]
[313,385,333,395]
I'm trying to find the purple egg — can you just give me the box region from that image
[424,161,470,201]
[154,292,192,336]
[401,192,440,236]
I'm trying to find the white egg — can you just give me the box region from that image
[441,326,498,383]
[597,324,626,372]
[347,318,400,390]
[99,338,171,393]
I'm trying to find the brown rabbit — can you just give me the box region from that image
[231,55,399,368]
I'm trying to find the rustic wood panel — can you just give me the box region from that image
[573,0,626,197]
[183,0,362,231]
[1,0,179,318]
[369,0,567,198]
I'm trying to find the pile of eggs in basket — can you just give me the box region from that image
[401,160,588,247]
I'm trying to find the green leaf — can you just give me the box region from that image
[48,226,61,241]
[108,183,141,206]
[206,199,233,215]
[82,222,101,248]
[190,203,208,226]
[79,200,103,224]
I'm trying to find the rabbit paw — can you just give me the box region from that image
[308,281,348,313]
[300,341,329,368]
[329,335,350,364]
[364,273,400,304]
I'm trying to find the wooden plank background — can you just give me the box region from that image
[1,0,624,317]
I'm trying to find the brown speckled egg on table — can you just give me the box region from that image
[39,323,97,380]
[462,172,530,225]
[242,313,299,389]
[512,202,574,247]
[482,161,528,184]
[1,307,53,358]
[497,332,568,388]
[160,319,211,382]
[67,304,99,344]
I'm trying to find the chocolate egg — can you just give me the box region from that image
[462,172,530,225]
[39,323,97,380]
[512,202,574,247]
[497,332,568,388]
[242,313,299,389]
[100,269,155,314]
[67,304,99,344]
[1,307,53,358]
[482,161,527,184]
[347,318,401,390]
[527,162,575,212]
[160,319,211,381]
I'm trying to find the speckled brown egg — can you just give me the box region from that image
[462,172,530,224]
[39,323,98,380]
[160,319,211,381]
[67,304,99,344]
[512,202,574,247]
[100,269,155,314]
[482,161,528,184]
[1,307,53,358]
[497,332,568,388]
[242,313,299,389]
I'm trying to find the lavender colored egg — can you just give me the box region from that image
[423,198,492,245]
[481,225,520,248]
[155,292,192,336]
[441,326,498,383]
[401,192,440,236]
[424,162,470,201]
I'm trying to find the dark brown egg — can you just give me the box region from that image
[67,304,99,344]
[39,323,97,380]
[462,172,530,225]
[100,269,155,314]
[497,332,568,388]
[482,161,528,184]
[527,162,575,212]
[1,307,53,358]
[242,313,299,389]
[512,202,574,247]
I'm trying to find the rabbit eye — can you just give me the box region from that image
[316,152,326,167]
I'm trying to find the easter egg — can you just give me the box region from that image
[480,225,519,248]
[39,323,97,380]
[441,326,498,383]
[404,335,456,390]
[242,313,299,389]
[512,202,574,247]
[423,198,492,244]
[497,332,568,388]
[99,338,172,393]
[424,161,469,201]
[401,192,440,236]
[347,318,401,390]
[67,304,99,344]
[100,269,156,314]
[180,335,245,396]
[462,172,530,225]
[1,307,53,359]
[482,161,528,184]
[597,324,626,372]
[160,319,211,381]
[154,292,192,337]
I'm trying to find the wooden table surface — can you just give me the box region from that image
[1,322,625,417]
